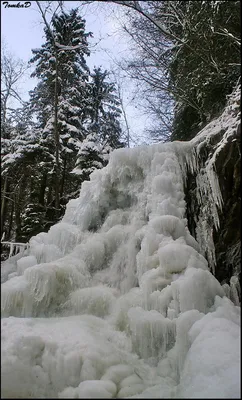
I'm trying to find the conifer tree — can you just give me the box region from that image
[29,8,92,212]
[1,8,126,247]
[72,132,108,181]
[73,67,124,180]
[88,67,124,146]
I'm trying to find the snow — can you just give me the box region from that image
[17,255,37,275]
[55,42,86,51]
[176,297,240,398]
[1,87,240,398]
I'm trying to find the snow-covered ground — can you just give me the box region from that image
[1,87,240,398]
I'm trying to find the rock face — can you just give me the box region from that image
[213,125,241,284]
[183,85,241,300]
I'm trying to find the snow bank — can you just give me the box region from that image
[1,87,240,398]
[176,296,240,398]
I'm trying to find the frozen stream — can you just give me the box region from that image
[1,88,240,398]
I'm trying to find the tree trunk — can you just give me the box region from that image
[7,200,14,240]
[36,1,61,216]
[14,179,24,242]
[46,177,53,206]
[1,177,9,235]
[14,200,21,242]
[60,156,67,199]
[54,49,60,212]
[39,172,47,206]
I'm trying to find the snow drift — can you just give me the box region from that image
[1,87,240,398]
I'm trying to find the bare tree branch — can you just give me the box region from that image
[80,0,221,70]
[1,45,28,123]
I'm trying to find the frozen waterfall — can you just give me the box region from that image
[1,88,240,398]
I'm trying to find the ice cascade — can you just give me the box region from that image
[1,88,240,398]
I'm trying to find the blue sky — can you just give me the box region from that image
[1,0,150,145]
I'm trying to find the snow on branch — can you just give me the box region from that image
[55,42,87,51]
[214,28,241,48]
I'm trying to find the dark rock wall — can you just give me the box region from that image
[184,91,241,294]
[213,124,241,284]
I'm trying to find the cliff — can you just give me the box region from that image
[183,85,241,302]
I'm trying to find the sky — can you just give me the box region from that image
[1,0,151,146]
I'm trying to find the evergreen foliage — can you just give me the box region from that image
[72,132,107,181]
[73,66,125,179]
[29,7,92,187]
[1,8,125,248]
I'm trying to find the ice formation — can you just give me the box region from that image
[1,87,240,398]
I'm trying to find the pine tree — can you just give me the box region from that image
[30,8,91,147]
[1,9,127,247]
[73,67,125,180]
[87,67,124,147]
[1,105,55,242]
[72,132,108,181]
[29,8,92,213]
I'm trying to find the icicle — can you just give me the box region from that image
[230,275,241,306]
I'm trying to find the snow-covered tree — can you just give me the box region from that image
[29,8,92,210]
[1,45,29,240]
[72,132,109,181]
[1,9,126,246]
[87,67,124,146]
[1,112,55,242]
[72,67,124,180]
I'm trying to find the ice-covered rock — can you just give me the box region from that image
[1,86,240,398]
